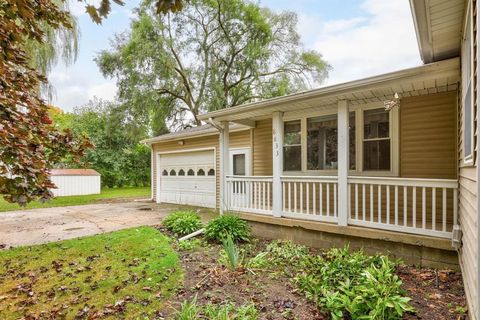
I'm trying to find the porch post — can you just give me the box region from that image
[337,100,349,226]
[219,121,230,214]
[272,112,283,217]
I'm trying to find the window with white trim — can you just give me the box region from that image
[363,108,390,171]
[462,7,473,162]
[283,120,302,171]
[282,105,397,175]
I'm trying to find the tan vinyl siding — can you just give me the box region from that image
[253,119,273,176]
[459,167,477,319]
[400,92,457,179]
[459,1,479,318]
[230,130,252,149]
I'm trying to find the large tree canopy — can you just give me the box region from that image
[52,100,151,188]
[97,0,330,132]
[0,0,179,205]
[0,0,92,205]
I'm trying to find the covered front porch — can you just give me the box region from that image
[203,58,460,240]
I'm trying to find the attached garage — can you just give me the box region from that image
[157,149,216,208]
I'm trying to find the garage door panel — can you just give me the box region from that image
[158,150,216,208]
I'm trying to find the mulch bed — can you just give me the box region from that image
[159,229,467,319]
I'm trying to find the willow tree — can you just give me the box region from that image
[97,0,330,132]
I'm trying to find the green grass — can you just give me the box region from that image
[0,227,182,319]
[0,186,150,212]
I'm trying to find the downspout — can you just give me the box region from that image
[150,143,154,202]
[209,118,227,214]
[476,2,480,318]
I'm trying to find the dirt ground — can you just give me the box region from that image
[162,234,468,320]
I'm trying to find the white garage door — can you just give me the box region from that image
[158,150,216,208]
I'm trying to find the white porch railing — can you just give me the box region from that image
[225,175,458,239]
[347,177,458,238]
[226,175,273,215]
[281,176,338,223]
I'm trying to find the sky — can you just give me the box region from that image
[49,0,422,112]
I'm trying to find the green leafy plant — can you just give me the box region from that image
[163,211,203,236]
[293,247,414,319]
[174,296,200,320]
[178,238,201,251]
[204,214,250,242]
[266,240,309,267]
[204,302,258,319]
[174,298,258,320]
[221,235,244,270]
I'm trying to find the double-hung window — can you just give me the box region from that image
[307,115,338,170]
[462,7,473,162]
[283,120,302,171]
[363,108,391,171]
[282,108,395,174]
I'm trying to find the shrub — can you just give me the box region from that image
[162,211,203,236]
[204,214,250,242]
[294,247,414,320]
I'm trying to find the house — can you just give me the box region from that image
[143,0,479,318]
[50,169,101,197]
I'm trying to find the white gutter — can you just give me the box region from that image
[409,0,434,63]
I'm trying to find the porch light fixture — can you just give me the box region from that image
[384,92,400,111]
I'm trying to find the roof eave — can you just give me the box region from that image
[409,0,434,64]
[199,57,459,122]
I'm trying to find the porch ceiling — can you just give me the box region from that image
[199,58,460,123]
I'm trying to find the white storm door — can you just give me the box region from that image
[229,148,251,208]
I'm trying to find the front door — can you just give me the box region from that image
[229,148,251,207]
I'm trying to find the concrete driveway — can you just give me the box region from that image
[0,201,181,248]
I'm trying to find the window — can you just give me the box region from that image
[187,169,195,176]
[462,9,473,161]
[363,108,390,171]
[208,168,215,176]
[283,120,301,171]
[169,169,177,176]
[233,154,246,175]
[306,112,356,170]
[162,170,168,176]
[178,169,185,176]
[197,169,205,176]
[307,115,337,170]
[349,112,356,170]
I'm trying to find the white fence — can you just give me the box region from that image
[226,175,458,238]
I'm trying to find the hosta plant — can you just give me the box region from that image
[162,211,203,236]
[204,214,250,242]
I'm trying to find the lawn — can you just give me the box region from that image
[0,227,181,319]
[0,186,150,212]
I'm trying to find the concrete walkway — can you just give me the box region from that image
[0,201,179,248]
